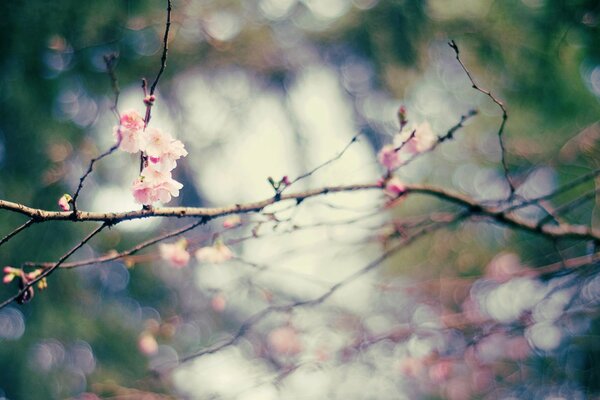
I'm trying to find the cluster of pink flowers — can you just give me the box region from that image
[376,108,437,203]
[114,110,188,205]
[377,113,437,172]
[159,239,234,269]
[159,239,191,269]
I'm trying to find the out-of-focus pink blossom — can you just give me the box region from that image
[58,194,72,211]
[159,240,190,268]
[268,326,302,356]
[486,252,523,282]
[429,360,454,384]
[138,332,158,355]
[195,242,234,264]
[222,215,242,229]
[471,367,494,393]
[395,121,437,154]
[506,336,530,360]
[377,144,403,171]
[115,110,144,153]
[445,377,472,400]
[211,293,227,312]
[384,177,406,197]
[398,357,424,377]
[3,266,19,284]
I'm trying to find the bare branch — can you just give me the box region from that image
[149,0,172,96]
[24,219,208,270]
[399,109,478,169]
[0,223,107,310]
[2,183,599,242]
[71,54,123,209]
[536,187,600,228]
[285,133,362,190]
[0,218,36,248]
[448,40,515,196]
[170,212,466,369]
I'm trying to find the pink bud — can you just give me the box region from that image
[58,194,72,211]
[384,177,406,197]
[281,175,291,186]
[144,94,156,105]
[398,105,407,125]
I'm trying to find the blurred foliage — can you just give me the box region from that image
[0,0,599,399]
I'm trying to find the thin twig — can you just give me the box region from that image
[536,188,600,228]
[285,133,362,190]
[0,223,107,310]
[0,218,35,248]
[71,54,123,209]
[104,53,121,120]
[398,109,478,169]
[171,212,466,368]
[448,40,515,197]
[24,219,208,270]
[149,0,172,96]
[71,142,121,210]
[503,167,600,212]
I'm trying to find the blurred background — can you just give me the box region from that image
[0,0,599,399]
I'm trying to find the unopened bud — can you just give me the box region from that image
[58,194,72,211]
[397,105,408,128]
[144,94,156,106]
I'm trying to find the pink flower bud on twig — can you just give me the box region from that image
[58,194,72,211]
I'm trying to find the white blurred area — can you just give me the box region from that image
[170,62,393,399]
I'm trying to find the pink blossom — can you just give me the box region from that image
[398,357,424,377]
[195,242,234,264]
[268,326,302,356]
[159,241,190,268]
[377,144,403,171]
[429,360,453,384]
[138,332,158,355]
[395,121,437,154]
[58,194,72,211]
[384,177,406,197]
[147,138,188,172]
[506,336,530,360]
[486,252,523,282]
[115,110,144,153]
[140,127,174,159]
[211,293,227,312]
[132,167,183,205]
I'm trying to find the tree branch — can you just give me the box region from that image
[0,223,107,309]
[1,183,599,242]
[448,40,515,196]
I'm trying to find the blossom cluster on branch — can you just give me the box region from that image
[115,109,188,205]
